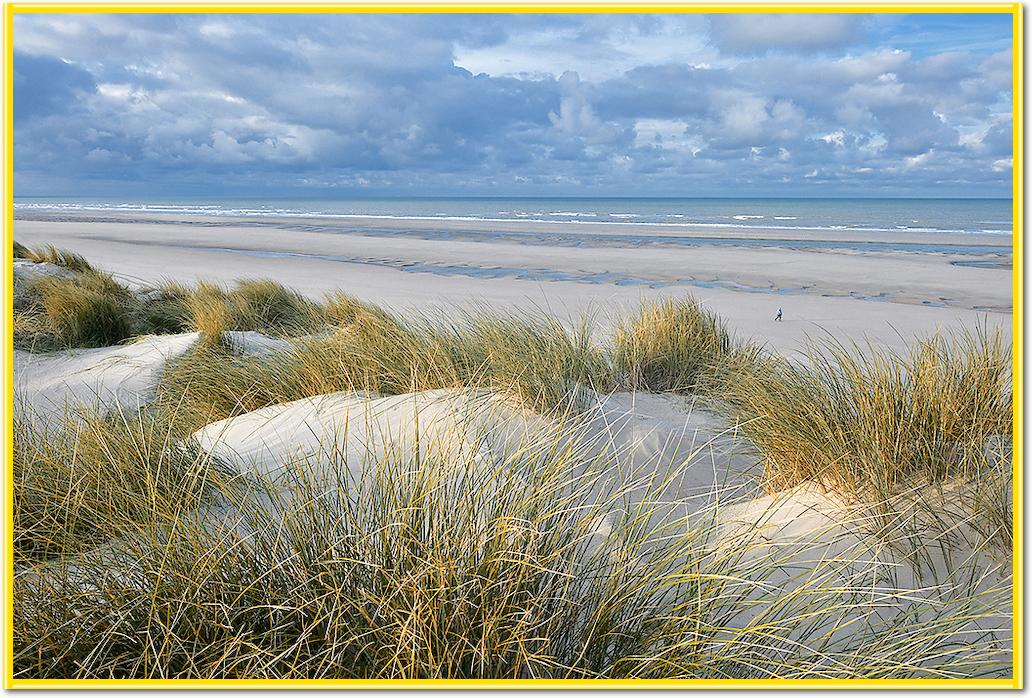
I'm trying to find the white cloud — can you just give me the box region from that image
[709,91,805,146]
[992,157,1012,172]
[198,21,236,40]
[821,130,845,146]
[548,71,616,144]
[903,149,934,169]
[633,118,701,155]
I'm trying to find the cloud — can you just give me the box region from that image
[708,14,868,54]
[453,14,713,82]
[12,12,1014,197]
[705,90,806,148]
[548,71,615,142]
[14,51,96,120]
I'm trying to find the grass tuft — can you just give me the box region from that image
[722,329,1012,498]
[183,279,322,341]
[17,243,96,273]
[429,312,613,412]
[969,441,1013,550]
[155,343,287,433]
[158,308,614,432]
[614,298,761,394]
[322,290,394,327]
[133,281,195,335]
[14,271,136,350]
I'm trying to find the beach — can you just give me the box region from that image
[11,6,1018,681]
[13,209,1012,358]
[12,216,1014,679]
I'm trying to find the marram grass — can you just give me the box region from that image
[13,406,216,562]
[719,329,1012,499]
[11,244,1015,680]
[183,278,324,340]
[157,306,613,433]
[14,270,136,350]
[13,243,330,350]
[14,243,1014,505]
[15,242,96,273]
[12,403,1011,680]
[614,297,762,394]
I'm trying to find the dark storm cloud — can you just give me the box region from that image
[13,12,1013,196]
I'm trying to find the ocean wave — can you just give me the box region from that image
[13,202,306,217]
[13,202,1011,236]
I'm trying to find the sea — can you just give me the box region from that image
[13,197,1014,237]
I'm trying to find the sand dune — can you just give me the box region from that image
[14,333,200,424]
[191,387,760,502]
[12,246,1011,679]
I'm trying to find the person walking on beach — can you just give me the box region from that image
[775,308,783,322]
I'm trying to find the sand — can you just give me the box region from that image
[192,389,544,483]
[710,480,1011,652]
[13,213,1012,358]
[192,388,760,504]
[14,332,201,424]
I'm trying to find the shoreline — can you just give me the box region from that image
[14,209,1013,249]
[13,213,1012,358]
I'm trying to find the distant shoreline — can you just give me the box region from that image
[13,209,1014,253]
[13,212,1012,359]
[13,195,1013,238]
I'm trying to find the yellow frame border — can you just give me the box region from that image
[2,1,1023,690]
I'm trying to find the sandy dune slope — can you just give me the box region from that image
[14,333,200,424]
[191,388,761,503]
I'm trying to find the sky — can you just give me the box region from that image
[13,12,1014,198]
